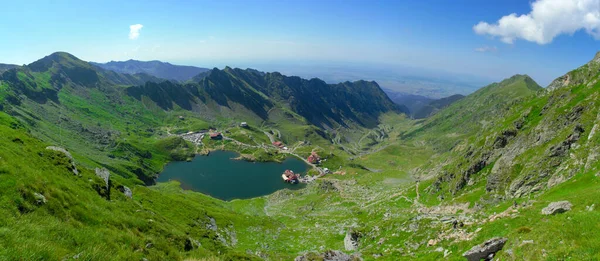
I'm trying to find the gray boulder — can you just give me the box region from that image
[344,230,360,251]
[117,185,132,199]
[542,201,572,215]
[463,237,507,261]
[94,168,110,189]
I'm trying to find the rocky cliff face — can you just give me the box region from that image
[127,67,406,129]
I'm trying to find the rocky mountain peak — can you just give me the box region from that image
[591,51,600,64]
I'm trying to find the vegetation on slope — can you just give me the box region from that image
[2,50,600,261]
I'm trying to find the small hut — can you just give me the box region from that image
[272,141,284,148]
[240,122,248,128]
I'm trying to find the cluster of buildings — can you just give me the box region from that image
[282,170,299,184]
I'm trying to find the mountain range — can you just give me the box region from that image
[91,59,210,82]
[1,51,600,260]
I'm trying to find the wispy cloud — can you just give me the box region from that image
[129,24,143,40]
[474,46,497,53]
[473,0,600,44]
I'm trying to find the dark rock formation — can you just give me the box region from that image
[463,237,507,261]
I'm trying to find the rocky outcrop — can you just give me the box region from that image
[94,168,111,199]
[45,146,79,175]
[541,201,572,215]
[344,230,361,251]
[463,237,507,261]
[117,185,132,199]
[548,125,584,157]
[95,168,110,189]
[295,250,362,261]
[206,217,217,231]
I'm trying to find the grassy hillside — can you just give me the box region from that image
[1,51,600,261]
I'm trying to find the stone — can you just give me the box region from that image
[206,217,217,231]
[344,230,360,251]
[462,237,507,261]
[521,240,534,246]
[94,168,110,189]
[586,204,595,211]
[33,192,47,205]
[117,185,132,199]
[427,239,437,246]
[541,201,572,215]
[444,249,452,258]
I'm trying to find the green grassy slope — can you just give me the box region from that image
[2,50,600,261]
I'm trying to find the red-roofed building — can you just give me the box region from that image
[209,132,222,139]
[272,141,283,147]
[307,151,321,164]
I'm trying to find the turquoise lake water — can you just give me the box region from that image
[156,150,308,200]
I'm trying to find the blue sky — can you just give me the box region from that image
[1,0,600,87]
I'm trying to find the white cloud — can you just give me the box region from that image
[473,0,600,44]
[474,46,498,52]
[129,24,143,40]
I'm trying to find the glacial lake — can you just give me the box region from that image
[156,150,308,200]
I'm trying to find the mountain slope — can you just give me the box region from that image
[0,63,18,73]
[127,67,407,129]
[7,51,600,260]
[411,94,465,119]
[91,60,210,82]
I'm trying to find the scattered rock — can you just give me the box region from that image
[434,247,444,252]
[92,168,111,199]
[463,237,507,261]
[541,201,572,215]
[145,243,153,249]
[33,192,47,205]
[206,217,217,231]
[117,185,132,199]
[586,204,595,211]
[94,168,110,189]
[444,249,452,258]
[520,240,534,246]
[427,239,438,246]
[344,230,360,251]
